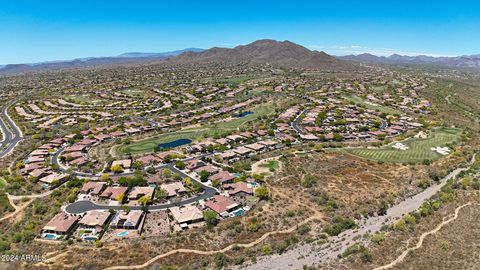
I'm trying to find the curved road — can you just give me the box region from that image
[63,162,217,214]
[0,103,23,159]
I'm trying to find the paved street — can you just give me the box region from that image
[0,104,23,159]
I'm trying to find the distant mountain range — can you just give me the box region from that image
[118,48,204,58]
[0,48,205,75]
[3,40,478,76]
[170,39,356,70]
[338,53,480,69]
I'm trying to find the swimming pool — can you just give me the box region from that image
[83,236,97,241]
[43,234,57,240]
[158,138,192,150]
[233,209,245,217]
[117,231,129,237]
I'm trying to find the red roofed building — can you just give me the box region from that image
[224,182,253,198]
[204,195,239,215]
[208,170,236,185]
[100,186,128,200]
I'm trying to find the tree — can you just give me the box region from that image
[203,210,218,225]
[115,194,125,204]
[162,168,172,178]
[155,188,167,201]
[333,133,343,142]
[284,138,292,146]
[211,179,220,188]
[138,195,152,206]
[175,160,186,170]
[199,170,209,182]
[163,155,174,163]
[183,177,192,187]
[255,186,269,200]
[252,173,265,182]
[111,164,124,173]
[15,162,25,170]
[117,175,147,187]
[146,166,157,174]
[100,173,110,182]
[132,161,144,170]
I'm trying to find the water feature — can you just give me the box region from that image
[157,138,192,150]
[236,111,254,118]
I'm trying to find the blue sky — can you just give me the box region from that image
[1,0,479,64]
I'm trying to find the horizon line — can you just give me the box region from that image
[0,42,476,66]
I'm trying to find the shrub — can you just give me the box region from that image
[261,245,272,255]
[297,224,311,235]
[0,241,10,252]
[94,240,103,248]
[371,232,385,245]
[247,222,261,232]
[203,210,218,226]
[254,186,269,200]
[342,244,372,262]
[323,216,356,236]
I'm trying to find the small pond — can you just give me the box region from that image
[158,138,192,150]
[236,111,254,118]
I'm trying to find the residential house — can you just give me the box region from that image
[77,210,111,235]
[100,186,129,200]
[128,186,155,200]
[169,205,204,228]
[160,182,186,197]
[224,182,254,198]
[109,211,144,230]
[80,181,106,195]
[42,213,79,238]
[204,195,239,216]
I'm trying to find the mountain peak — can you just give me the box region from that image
[172,39,356,70]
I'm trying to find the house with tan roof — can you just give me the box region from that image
[111,159,132,169]
[39,173,69,186]
[28,156,46,163]
[300,133,319,140]
[30,149,50,157]
[159,182,186,197]
[219,150,238,161]
[245,143,265,152]
[169,205,204,228]
[42,213,79,239]
[136,154,163,166]
[233,146,253,156]
[128,186,155,200]
[194,164,219,174]
[77,210,111,235]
